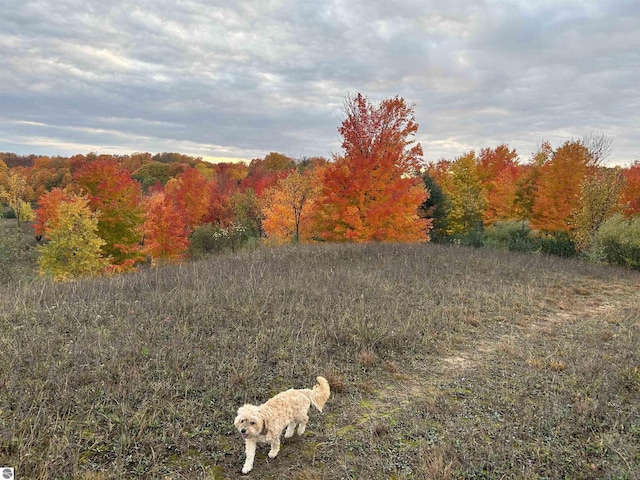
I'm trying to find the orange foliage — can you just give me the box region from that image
[427,160,454,194]
[34,188,71,237]
[620,161,640,217]
[203,181,233,227]
[142,190,190,262]
[530,140,595,232]
[262,167,323,244]
[477,145,522,224]
[165,166,210,229]
[315,94,430,242]
[74,159,144,267]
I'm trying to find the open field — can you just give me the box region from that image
[0,242,639,479]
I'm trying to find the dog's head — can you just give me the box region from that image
[234,404,264,439]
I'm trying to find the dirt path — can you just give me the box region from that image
[364,275,640,417]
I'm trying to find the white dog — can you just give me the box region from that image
[234,376,330,474]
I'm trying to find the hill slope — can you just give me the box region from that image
[0,243,638,478]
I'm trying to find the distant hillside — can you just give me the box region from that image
[0,152,37,168]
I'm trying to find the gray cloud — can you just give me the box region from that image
[1,0,638,164]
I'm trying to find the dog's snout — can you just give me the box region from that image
[241,428,246,434]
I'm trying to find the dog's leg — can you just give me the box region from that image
[297,413,308,435]
[242,439,257,474]
[284,422,296,438]
[268,436,281,458]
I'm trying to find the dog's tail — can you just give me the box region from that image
[308,376,330,412]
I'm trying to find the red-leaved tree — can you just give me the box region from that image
[74,159,145,269]
[142,190,190,263]
[164,166,210,229]
[34,187,71,238]
[314,93,431,242]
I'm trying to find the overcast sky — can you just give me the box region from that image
[1,0,639,166]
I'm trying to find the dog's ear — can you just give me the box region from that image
[259,416,268,436]
[234,407,245,428]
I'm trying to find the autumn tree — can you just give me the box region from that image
[212,161,249,187]
[123,152,153,172]
[262,167,322,244]
[513,165,537,224]
[530,140,596,232]
[0,172,35,227]
[620,161,640,217]
[34,187,71,238]
[202,162,249,226]
[203,181,233,227]
[38,195,108,281]
[570,134,617,249]
[477,145,521,224]
[262,152,296,172]
[195,162,216,180]
[315,93,430,242]
[28,157,53,196]
[164,166,210,229]
[132,161,174,191]
[0,159,9,189]
[142,190,190,263]
[230,188,263,236]
[74,159,145,269]
[572,167,624,251]
[444,151,486,236]
[513,142,552,223]
[243,153,294,196]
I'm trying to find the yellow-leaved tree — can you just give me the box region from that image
[38,195,108,281]
[261,168,322,244]
[445,152,487,236]
[0,172,35,227]
[0,159,8,187]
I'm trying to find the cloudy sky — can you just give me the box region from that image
[1,0,639,166]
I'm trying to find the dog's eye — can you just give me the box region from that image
[250,421,255,425]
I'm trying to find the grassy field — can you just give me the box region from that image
[0,219,39,285]
[0,242,638,479]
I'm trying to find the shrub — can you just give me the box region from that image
[188,222,255,257]
[2,206,16,219]
[455,229,486,248]
[485,221,537,253]
[533,230,576,258]
[589,214,640,269]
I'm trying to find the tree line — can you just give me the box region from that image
[1,93,640,280]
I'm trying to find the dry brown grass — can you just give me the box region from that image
[0,242,639,478]
[0,219,38,285]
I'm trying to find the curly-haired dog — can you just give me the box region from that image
[234,376,330,474]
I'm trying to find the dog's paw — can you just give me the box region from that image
[268,449,279,458]
[242,465,253,474]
